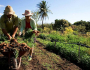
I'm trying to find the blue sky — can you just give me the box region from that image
[0,0,90,24]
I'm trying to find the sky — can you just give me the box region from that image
[0,0,90,24]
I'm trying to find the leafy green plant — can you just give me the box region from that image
[0,35,8,41]
[37,36,90,70]
[37,28,42,32]
[13,49,19,58]
[24,29,35,39]
[45,41,90,70]
[37,34,47,39]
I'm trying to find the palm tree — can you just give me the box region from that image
[37,0,52,29]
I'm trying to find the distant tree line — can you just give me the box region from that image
[73,20,90,32]
[37,19,90,33]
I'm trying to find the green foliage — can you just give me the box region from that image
[37,23,54,30]
[0,28,3,35]
[37,28,42,32]
[80,54,90,69]
[76,25,86,32]
[37,33,46,39]
[37,0,52,20]
[47,34,66,42]
[14,49,19,58]
[16,29,36,48]
[48,33,89,46]
[54,19,71,30]
[37,38,49,45]
[74,20,87,26]
[73,20,90,32]
[24,29,35,39]
[27,42,34,48]
[0,35,8,41]
[73,31,78,35]
[36,32,90,70]
[38,33,90,47]
[18,40,25,43]
[45,41,90,70]
[64,27,73,34]
[22,29,35,47]
[43,27,50,33]
[37,0,52,29]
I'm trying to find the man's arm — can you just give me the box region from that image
[12,26,18,38]
[32,19,40,36]
[2,29,12,39]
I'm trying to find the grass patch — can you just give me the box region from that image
[22,61,29,66]
[37,38,50,45]
[42,62,52,67]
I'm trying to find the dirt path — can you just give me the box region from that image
[0,40,82,70]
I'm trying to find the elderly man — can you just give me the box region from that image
[0,5,18,40]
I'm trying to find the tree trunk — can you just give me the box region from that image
[42,19,43,29]
[42,18,44,33]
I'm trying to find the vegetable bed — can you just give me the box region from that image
[37,33,90,70]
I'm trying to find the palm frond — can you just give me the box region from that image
[37,0,52,29]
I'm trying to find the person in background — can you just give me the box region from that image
[18,10,39,61]
[0,5,19,40]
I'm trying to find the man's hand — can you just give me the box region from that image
[12,34,15,38]
[2,29,12,40]
[18,32,22,36]
[12,26,18,37]
[33,30,40,36]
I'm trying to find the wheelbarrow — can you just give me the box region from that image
[0,49,27,70]
[0,30,39,70]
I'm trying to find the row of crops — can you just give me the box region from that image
[37,33,90,70]
[38,33,90,46]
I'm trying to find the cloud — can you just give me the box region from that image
[0,13,3,16]
[0,5,5,8]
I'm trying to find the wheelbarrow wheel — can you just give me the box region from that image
[11,57,21,70]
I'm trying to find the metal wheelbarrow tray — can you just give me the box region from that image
[0,39,30,70]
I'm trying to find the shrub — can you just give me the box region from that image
[37,28,42,32]
[64,27,73,34]
[37,34,46,39]
[54,19,71,30]
[50,30,57,34]
[86,32,90,36]
[0,35,8,41]
[43,27,50,33]
[73,31,78,35]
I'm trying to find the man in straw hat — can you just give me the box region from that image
[0,5,19,40]
[18,10,39,61]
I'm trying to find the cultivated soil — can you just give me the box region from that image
[0,40,83,70]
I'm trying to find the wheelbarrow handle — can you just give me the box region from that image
[12,57,21,70]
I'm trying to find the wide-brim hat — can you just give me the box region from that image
[4,5,15,15]
[22,10,33,16]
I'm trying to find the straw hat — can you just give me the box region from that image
[4,5,15,15]
[22,10,33,16]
